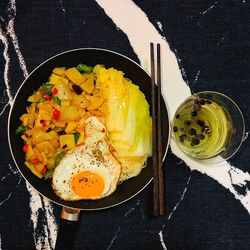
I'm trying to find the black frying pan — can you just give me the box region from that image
[8,48,170,249]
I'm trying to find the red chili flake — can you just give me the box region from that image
[33,159,39,165]
[52,87,58,95]
[43,94,51,101]
[23,144,28,152]
[41,167,47,174]
[41,120,47,127]
[53,108,60,119]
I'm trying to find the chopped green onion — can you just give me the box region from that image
[43,169,54,180]
[76,63,93,73]
[74,132,80,143]
[55,151,65,166]
[52,96,61,106]
[15,125,26,135]
[39,82,54,95]
[39,98,46,103]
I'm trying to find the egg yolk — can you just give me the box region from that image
[71,171,105,198]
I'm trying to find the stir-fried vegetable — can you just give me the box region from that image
[39,83,54,95]
[55,151,65,166]
[16,64,152,181]
[76,63,93,73]
[52,96,61,106]
[15,125,26,135]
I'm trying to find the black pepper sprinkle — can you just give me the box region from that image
[206,100,212,104]
[173,126,178,132]
[176,114,180,119]
[185,120,191,126]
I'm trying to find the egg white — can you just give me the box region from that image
[52,116,121,201]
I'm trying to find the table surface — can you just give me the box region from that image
[1,0,250,249]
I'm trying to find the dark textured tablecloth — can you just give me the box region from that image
[0,0,250,249]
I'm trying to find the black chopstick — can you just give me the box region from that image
[150,42,159,216]
[156,43,165,216]
[150,42,165,216]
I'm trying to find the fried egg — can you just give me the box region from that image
[52,116,121,200]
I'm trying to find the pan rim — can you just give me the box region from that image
[7,47,170,211]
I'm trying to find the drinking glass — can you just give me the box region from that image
[171,91,245,164]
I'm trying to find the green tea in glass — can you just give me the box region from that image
[172,91,245,163]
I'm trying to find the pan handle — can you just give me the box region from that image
[55,206,81,250]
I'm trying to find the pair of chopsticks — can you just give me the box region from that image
[150,42,165,216]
